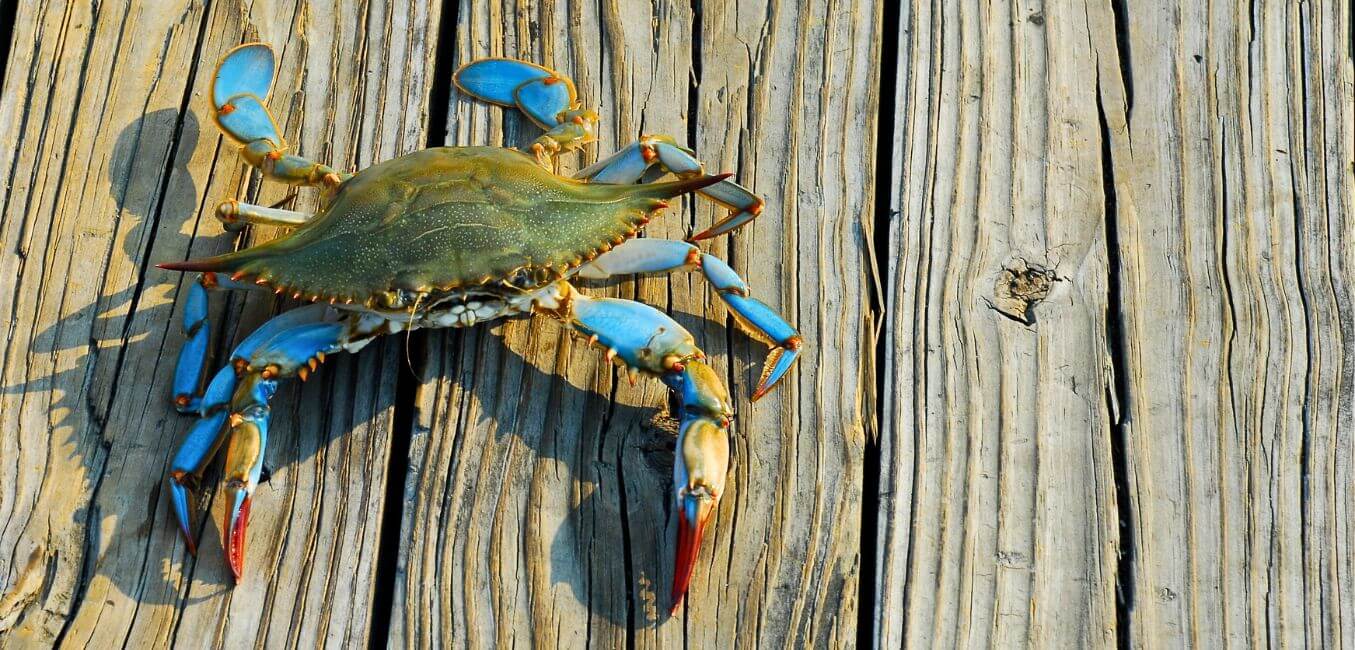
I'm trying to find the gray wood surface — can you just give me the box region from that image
[876,0,1355,647]
[1,0,1351,647]
[0,1,437,646]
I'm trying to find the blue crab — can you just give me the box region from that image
[158,43,802,611]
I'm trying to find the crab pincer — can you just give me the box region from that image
[544,285,736,612]
[666,361,733,613]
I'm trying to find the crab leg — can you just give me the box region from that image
[575,135,764,240]
[534,282,733,611]
[216,199,312,232]
[665,360,732,613]
[166,306,339,553]
[216,321,351,581]
[574,239,802,398]
[212,43,345,188]
[454,58,599,163]
[169,271,263,413]
[546,282,703,376]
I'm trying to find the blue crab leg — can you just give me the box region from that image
[215,321,350,581]
[170,271,261,413]
[454,58,598,162]
[212,43,344,188]
[664,361,732,613]
[552,283,703,377]
[167,401,230,554]
[165,309,344,568]
[574,239,802,398]
[574,136,765,240]
[537,283,734,612]
[215,199,312,232]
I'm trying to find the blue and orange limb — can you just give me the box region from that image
[166,313,349,579]
[575,238,802,398]
[575,135,765,240]
[665,361,732,613]
[170,271,259,413]
[213,43,345,188]
[454,57,599,162]
[537,282,734,612]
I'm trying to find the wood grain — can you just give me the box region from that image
[876,0,1121,646]
[876,0,1355,647]
[3,0,1350,646]
[0,1,438,646]
[1103,0,1355,645]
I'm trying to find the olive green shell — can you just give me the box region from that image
[173,147,719,303]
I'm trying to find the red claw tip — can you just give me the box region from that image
[671,499,712,613]
[225,496,251,584]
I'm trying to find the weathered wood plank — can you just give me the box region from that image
[1103,0,1355,645]
[876,0,1121,645]
[879,0,1355,646]
[391,0,881,646]
[0,1,438,646]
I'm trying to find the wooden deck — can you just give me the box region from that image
[0,0,1350,647]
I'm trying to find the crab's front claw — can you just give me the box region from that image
[666,360,732,612]
[670,413,731,613]
[221,405,269,582]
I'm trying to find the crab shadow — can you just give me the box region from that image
[1,110,684,629]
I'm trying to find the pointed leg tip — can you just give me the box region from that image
[169,478,200,555]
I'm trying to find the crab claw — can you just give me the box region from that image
[670,415,730,613]
[167,414,227,554]
[223,483,253,583]
[667,361,732,613]
[221,406,269,582]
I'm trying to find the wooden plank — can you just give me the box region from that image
[0,1,438,646]
[876,0,1121,646]
[1102,0,1355,645]
[878,0,1355,646]
[390,0,882,646]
